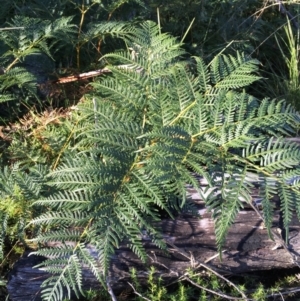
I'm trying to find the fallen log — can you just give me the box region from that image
[7,207,300,301]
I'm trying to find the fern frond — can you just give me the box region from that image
[193,56,210,92]
[102,20,185,77]
[30,211,88,227]
[85,21,135,43]
[0,94,15,103]
[38,254,84,301]
[210,52,261,89]
[29,229,82,244]
[16,20,300,300]
[0,212,8,260]
[94,223,122,273]
[33,191,90,210]
[207,167,251,253]
[278,183,296,242]
[0,67,37,97]
[243,138,300,173]
[260,177,277,238]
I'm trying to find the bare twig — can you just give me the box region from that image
[0,27,24,31]
[204,250,226,263]
[106,278,118,301]
[267,286,300,299]
[248,201,300,268]
[184,277,252,301]
[127,282,151,301]
[165,240,248,300]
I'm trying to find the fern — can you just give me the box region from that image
[2,20,299,300]
[0,67,37,103]
[0,15,75,65]
[0,212,8,260]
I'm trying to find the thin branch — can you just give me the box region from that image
[267,286,300,299]
[184,277,253,301]
[107,278,118,301]
[128,282,151,301]
[0,27,24,31]
[165,240,248,300]
[248,201,300,268]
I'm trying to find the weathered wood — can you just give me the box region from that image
[7,208,300,301]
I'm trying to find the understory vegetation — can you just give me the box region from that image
[1,0,300,300]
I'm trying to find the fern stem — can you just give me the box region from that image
[0,240,19,268]
[76,2,96,69]
[142,108,147,129]
[207,40,236,67]
[52,119,79,170]
[166,240,248,300]
[169,100,196,126]
[76,4,85,69]
[192,126,218,138]
[6,36,45,71]
[6,57,21,72]
[180,18,195,43]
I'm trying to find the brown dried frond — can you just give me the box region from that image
[19,107,70,130]
[0,107,73,142]
[0,125,11,141]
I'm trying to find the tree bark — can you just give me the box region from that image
[7,206,300,301]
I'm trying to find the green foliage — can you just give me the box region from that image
[0,109,73,260]
[252,283,267,301]
[0,15,75,119]
[0,0,298,121]
[259,18,300,110]
[0,0,144,122]
[0,67,37,104]
[1,1,300,300]
[0,20,293,301]
[130,267,190,301]
[0,163,50,260]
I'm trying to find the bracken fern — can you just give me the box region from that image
[1,20,300,301]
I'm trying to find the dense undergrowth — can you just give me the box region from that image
[1,1,300,300]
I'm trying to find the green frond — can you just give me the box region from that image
[77,245,104,285]
[243,138,300,173]
[29,229,82,244]
[0,212,8,260]
[0,67,37,99]
[278,183,296,242]
[281,168,300,187]
[139,126,192,161]
[33,191,90,210]
[38,254,84,301]
[260,177,277,238]
[193,56,210,92]
[8,20,299,300]
[30,211,89,227]
[0,94,15,103]
[210,52,261,89]
[255,99,298,136]
[207,167,252,254]
[33,243,104,300]
[95,224,122,273]
[32,245,76,259]
[167,64,198,123]
[130,170,167,209]
[85,21,133,42]
[2,15,75,56]
[102,21,185,77]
